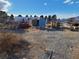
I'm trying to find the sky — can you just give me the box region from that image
[0,0,79,18]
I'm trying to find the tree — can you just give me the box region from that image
[45,16,47,19]
[34,15,37,18]
[9,14,14,21]
[30,15,32,17]
[26,15,28,17]
[52,15,57,20]
[0,11,8,23]
[0,11,7,18]
[18,15,22,17]
[40,15,44,18]
[48,15,52,21]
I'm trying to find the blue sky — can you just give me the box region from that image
[7,0,79,18]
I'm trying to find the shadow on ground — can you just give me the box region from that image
[0,40,31,59]
[0,32,31,59]
[0,29,26,34]
[38,27,63,32]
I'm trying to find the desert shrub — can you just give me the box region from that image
[0,32,31,59]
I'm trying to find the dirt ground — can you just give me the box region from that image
[22,30,79,59]
[0,29,79,59]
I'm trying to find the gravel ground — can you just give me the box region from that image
[23,30,79,59]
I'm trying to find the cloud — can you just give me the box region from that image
[0,0,11,11]
[64,0,79,5]
[64,0,72,4]
[69,1,74,4]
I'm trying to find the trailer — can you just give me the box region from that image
[62,22,79,31]
[70,23,79,31]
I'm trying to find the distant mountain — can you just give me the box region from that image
[60,18,68,23]
[60,16,79,23]
[75,16,79,20]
